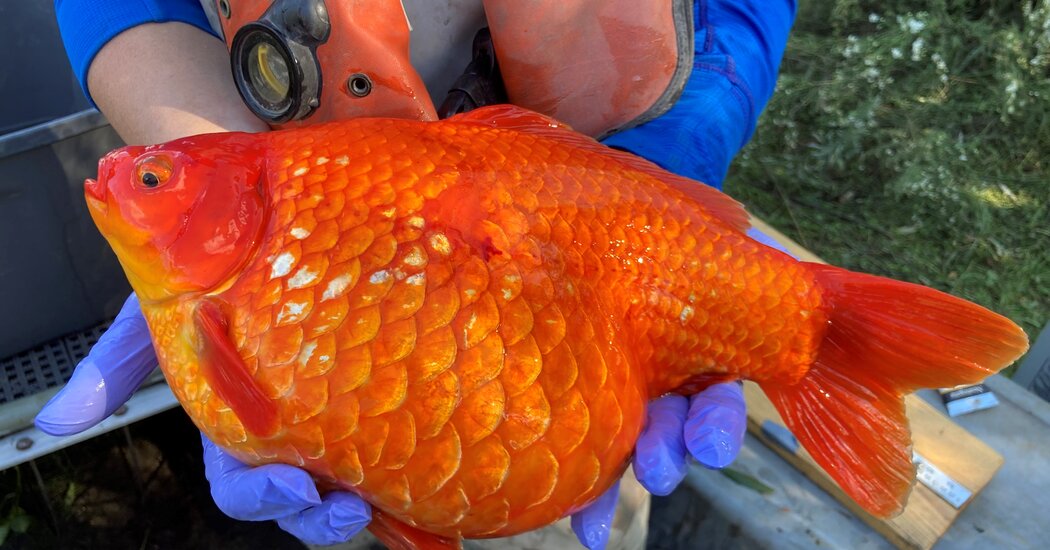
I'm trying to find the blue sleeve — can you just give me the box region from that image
[55,0,218,105]
[603,0,797,189]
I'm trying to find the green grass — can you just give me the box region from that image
[724,0,1050,371]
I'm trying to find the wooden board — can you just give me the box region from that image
[745,384,1003,549]
[745,218,1005,549]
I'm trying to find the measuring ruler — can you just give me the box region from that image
[913,452,973,508]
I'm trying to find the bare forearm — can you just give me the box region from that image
[87,22,268,145]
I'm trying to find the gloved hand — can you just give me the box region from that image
[34,293,156,434]
[202,432,370,545]
[35,293,371,545]
[570,385,746,550]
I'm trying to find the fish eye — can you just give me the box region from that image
[135,155,174,189]
[141,171,160,188]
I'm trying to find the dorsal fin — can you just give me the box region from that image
[449,105,751,232]
[451,104,569,131]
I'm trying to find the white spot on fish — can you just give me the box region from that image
[407,217,425,229]
[463,313,478,346]
[321,274,352,301]
[287,266,319,289]
[381,207,397,218]
[290,227,311,240]
[403,249,425,267]
[370,270,390,284]
[316,156,329,166]
[392,268,406,281]
[429,234,451,255]
[277,301,307,323]
[310,323,332,337]
[680,306,695,324]
[298,341,317,365]
[335,156,349,166]
[318,355,330,362]
[407,273,425,286]
[270,252,295,279]
[502,288,512,300]
[292,167,308,177]
[464,289,477,298]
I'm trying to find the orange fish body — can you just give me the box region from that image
[85,106,1028,548]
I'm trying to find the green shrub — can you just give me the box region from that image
[726,0,1050,359]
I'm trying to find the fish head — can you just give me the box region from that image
[85,133,268,303]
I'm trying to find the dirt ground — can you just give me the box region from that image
[1,410,729,549]
[3,411,305,550]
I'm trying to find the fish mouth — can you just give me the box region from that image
[85,177,106,201]
[85,178,108,219]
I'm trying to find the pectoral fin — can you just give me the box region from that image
[194,300,279,438]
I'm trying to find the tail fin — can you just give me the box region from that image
[761,264,1028,517]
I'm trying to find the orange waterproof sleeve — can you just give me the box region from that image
[483,0,694,138]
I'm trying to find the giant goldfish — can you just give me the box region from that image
[84,105,1028,548]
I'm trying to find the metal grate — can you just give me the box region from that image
[63,321,111,364]
[0,320,111,404]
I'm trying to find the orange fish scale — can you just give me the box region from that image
[138,116,829,538]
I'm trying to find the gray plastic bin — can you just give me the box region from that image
[0,2,129,401]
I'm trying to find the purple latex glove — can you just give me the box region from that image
[35,293,370,545]
[35,293,156,435]
[571,480,621,550]
[569,384,747,550]
[203,434,370,545]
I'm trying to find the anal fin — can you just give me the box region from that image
[368,509,462,550]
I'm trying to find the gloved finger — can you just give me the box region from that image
[202,433,322,521]
[631,395,689,496]
[35,293,157,436]
[684,382,747,469]
[746,226,797,258]
[571,480,620,550]
[276,492,372,546]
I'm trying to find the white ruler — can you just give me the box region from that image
[913,451,973,508]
